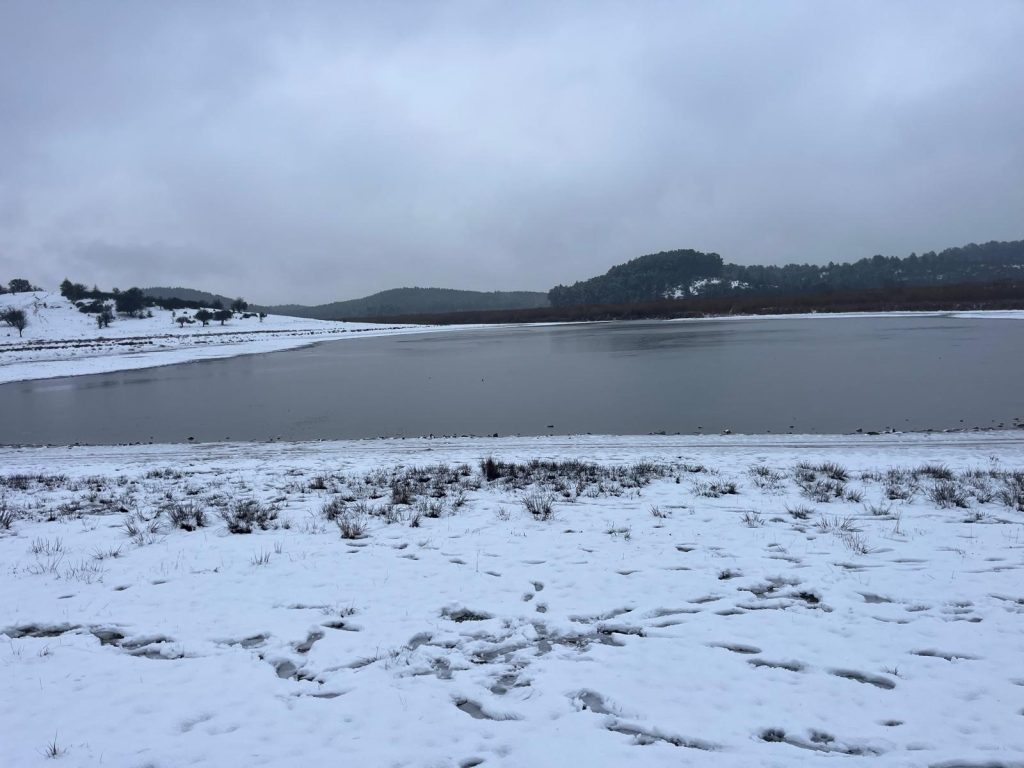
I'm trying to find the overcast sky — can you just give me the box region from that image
[1,1,1022,304]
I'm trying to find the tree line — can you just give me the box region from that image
[548,240,1024,307]
[1,277,264,337]
[59,279,261,328]
[0,278,41,295]
[356,280,1024,325]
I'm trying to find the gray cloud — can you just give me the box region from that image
[1,1,1022,303]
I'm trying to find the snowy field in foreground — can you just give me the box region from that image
[0,291,448,384]
[1,433,1023,767]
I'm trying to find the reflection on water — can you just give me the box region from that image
[1,316,1022,445]
[551,322,736,354]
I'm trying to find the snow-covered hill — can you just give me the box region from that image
[0,291,437,384]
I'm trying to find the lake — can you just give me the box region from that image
[1,316,1022,445]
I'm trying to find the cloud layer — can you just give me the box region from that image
[2,1,1022,303]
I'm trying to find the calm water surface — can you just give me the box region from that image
[1,316,1022,445]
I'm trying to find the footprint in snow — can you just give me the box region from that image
[708,642,761,655]
[830,669,896,689]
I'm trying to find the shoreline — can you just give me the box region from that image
[4,429,1024,466]
[0,323,476,386]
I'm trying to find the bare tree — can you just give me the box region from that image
[2,308,28,337]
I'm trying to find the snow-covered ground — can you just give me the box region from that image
[2,432,1023,767]
[0,291,451,384]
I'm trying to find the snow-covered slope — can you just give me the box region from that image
[0,291,441,384]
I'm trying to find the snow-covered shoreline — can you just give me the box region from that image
[0,290,472,384]
[2,432,1023,766]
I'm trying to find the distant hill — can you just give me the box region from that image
[549,240,1024,307]
[262,287,550,320]
[548,249,724,307]
[143,286,238,308]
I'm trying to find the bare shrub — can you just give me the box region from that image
[308,474,331,491]
[414,499,443,519]
[63,559,106,583]
[605,525,631,539]
[337,514,367,539]
[816,462,849,482]
[478,457,667,496]
[321,497,347,521]
[740,510,764,527]
[928,480,970,509]
[42,735,64,759]
[884,469,917,501]
[748,465,785,492]
[794,461,818,480]
[865,501,893,517]
[390,481,414,505]
[523,491,555,520]
[960,469,996,503]
[145,468,183,480]
[0,500,15,530]
[377,504,402,524]
[480,456,501,482]
[1,474,32,491]
[694,480,739,498]
[251,550,272,566]
[165,501,207,531]
[30,537,64,557]
[996,472,1024,511]
[815,515,859,534]
[840,532,872,555]
[220,499,279,533]
[801,478,845,503]
[91,545,123,561]
[915,463,954,481]
[786,504,813,520]
[122,512,162,544]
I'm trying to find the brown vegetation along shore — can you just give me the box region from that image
[338,280,1024,325]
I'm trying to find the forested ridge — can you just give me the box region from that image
[548,240,1024,307]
